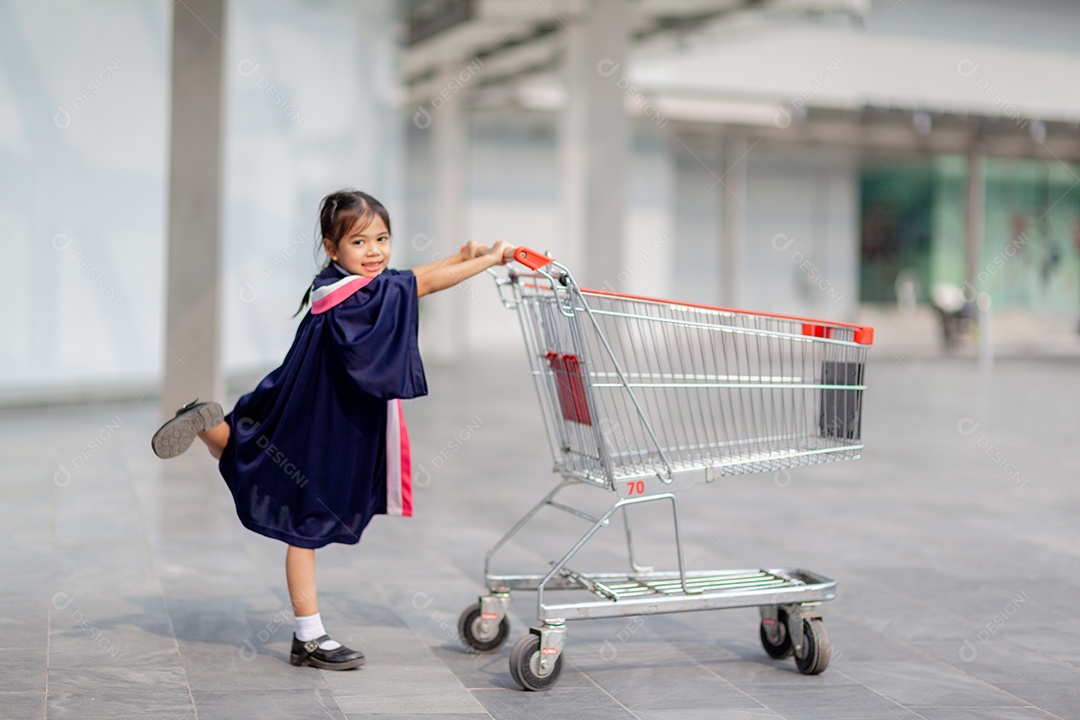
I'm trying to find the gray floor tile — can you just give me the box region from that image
[348,715,492,720]
[841,660,1028,707]
[327,664,487,714]
[0,646,47,693]
[574,642,766,711]
[0,598,49,650]
[470,686,639,720]
[194,688,345,719]
[0,691,47,719]
[46,659,191,692]
[913,708,1063,720]
[432,645,530,690]
[330,626,447,667]
[47,685,195,719]
[47,626,176,670]
[0,556,50,599]
[165,596,291,646]
[737,684,923,720]
[314,593,415,631]
[590,667,766,712]
[181,642,332,694]
[994,682,1080,719]
[635,712,783,720]
[907,637,1080,687]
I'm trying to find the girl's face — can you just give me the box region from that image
[327,216,391,278]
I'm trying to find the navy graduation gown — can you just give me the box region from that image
[218,266,427,549]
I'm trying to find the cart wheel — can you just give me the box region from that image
[759,609,793,660]
[508,633,563,691]
[458,602,510,653]
[793,618,830,675]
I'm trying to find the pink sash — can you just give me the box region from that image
[310,275,373,315]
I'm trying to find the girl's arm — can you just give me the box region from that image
[412,241,486,278]
[416,241,513,298]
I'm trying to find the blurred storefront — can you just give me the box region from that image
[862,156,1080,318]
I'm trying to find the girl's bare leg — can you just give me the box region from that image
[286,545,318,617]
[198,422,230,460]
[286,545,360,666]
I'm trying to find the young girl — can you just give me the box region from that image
[151,190,512,670]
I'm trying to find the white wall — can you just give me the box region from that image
[623,121,675,300]
[223,0,403,375]
[742,145,859,320]
[864,0,1080,56]
[0,0,402,401]
[0,0,170,400]
[673,134,724,307]
[671,138,860,321]
[467,111,562,350]
[406,107,859,356]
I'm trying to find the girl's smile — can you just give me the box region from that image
[329,216,391,278]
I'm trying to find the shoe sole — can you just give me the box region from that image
[151,403,225,459]
[290,653,365,670]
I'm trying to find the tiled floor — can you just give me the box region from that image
[2,351,1079,719]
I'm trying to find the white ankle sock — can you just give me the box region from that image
[294,612,341,650]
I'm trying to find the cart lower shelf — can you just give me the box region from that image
[487,566,836,621]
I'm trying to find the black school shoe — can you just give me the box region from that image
[290,634,365,670]
[150,400,225,459]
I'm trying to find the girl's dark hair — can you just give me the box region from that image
[295,190,392,316]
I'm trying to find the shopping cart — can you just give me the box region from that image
[457,248,874,690]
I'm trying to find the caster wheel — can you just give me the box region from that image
[458,602,510,652]
[760,608,793,660]
[509,633,563,691]
[793,617,831,675]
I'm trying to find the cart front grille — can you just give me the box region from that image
[512,282,870,489]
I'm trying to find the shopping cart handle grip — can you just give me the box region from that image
[513,247,554,271]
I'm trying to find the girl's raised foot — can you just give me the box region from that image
[151,400,225,459]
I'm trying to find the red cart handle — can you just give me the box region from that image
[513,247,554,271]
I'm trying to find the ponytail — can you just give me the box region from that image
[293,283,314,317]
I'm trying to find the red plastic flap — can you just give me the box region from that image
[545,352,592,425]
[561,354,591,425]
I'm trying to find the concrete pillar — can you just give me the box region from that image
[559,0,630,288]
[966,137,991,369]
[161,0,225,419]
[623,122,675,298]
[721,135,748,307]
[965,140,985,290]
[421,59,470,362]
